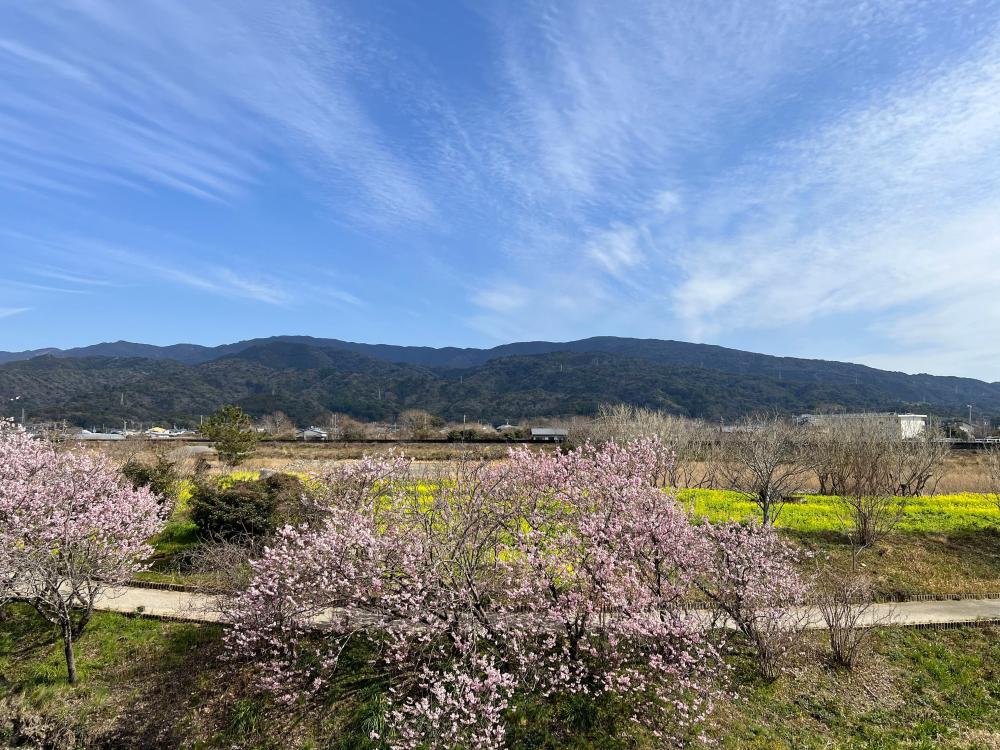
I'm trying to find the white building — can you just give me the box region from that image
[74,429,124,441]
[296,426,329,441]
[897,414,928,439]
[799,412,927,439]
[530,427,568,442]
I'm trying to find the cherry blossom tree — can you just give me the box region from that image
[226,441,730,749]
[694,521,811,681]
[0,421,166,683]
[496,439,724,741]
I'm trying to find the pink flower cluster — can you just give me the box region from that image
[0,419,167,677]
[695,520,812,680]
[225,439,807,748]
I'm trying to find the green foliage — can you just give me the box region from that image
[200,404,260,465]
[120,452,179,501]
[4,340,994,426]
[2,605,1000,749]
[189,473,305,542]
[189,480,275,542]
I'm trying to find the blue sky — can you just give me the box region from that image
[3,1,1000,378]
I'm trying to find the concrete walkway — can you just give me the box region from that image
[95,585,1000,629]
[96,585,225,622]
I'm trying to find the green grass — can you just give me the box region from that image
[679,488,1000,533]
[0,604,223,747]
[705,627,1000,749]
[679,488,1000,597]
[3,606,999,749]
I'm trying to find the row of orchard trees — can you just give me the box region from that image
[0,418,816,748]
[583,406,954,566]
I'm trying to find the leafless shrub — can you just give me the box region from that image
[835,492,907,570]
[189,538,263,593]
[399,409,443,440]
[810,416,943,567]
[982,446,1000,513]
[325,414,366,441]
[893,430,950,497]
[257,411,295,439]
[716,414,812,526]
[583,404,718,488]
[816,571,885,670]
[812,415,948,497]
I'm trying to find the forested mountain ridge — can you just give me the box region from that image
[2,338,996,426]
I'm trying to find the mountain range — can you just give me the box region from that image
[1,336,996,427]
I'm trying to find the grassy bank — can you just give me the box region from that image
[2,605,998,749]
[705,625,1000,750]
[680,488,1000,598]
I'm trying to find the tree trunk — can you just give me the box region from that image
[63,624,77,684]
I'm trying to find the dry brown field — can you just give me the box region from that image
[80,437,997,492]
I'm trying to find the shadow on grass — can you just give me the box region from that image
[0,604,231,748]
[788,527,1000,598]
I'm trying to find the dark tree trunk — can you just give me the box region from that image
[63,624,77,684]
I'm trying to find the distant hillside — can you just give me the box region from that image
[2,338,997,427]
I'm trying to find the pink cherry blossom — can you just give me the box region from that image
[0,420,166,683]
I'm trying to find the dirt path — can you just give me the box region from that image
[95,585,1000,628]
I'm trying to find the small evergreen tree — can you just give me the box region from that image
[201,405,261,466]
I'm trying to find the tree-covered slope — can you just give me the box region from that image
[3,341,994,426]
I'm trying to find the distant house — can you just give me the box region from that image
[74,429,124,441]
[530,427,568,442]
[145,426,171,439]
[296,426,329,441]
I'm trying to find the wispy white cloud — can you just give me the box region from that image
[4,280,91,295]
[0,307,30,319]
[464,1,849,337]
[26,267,117,287]
[73,239,293,306]
[666,26,1000,374]
[4,231,373,312]
[0,1,436,224]
[473,284,530,314]
[460,1,1000,376]
[585,226,644,278]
